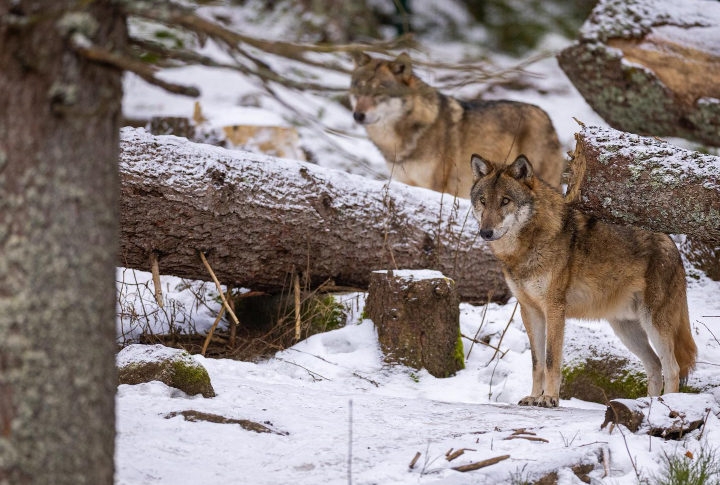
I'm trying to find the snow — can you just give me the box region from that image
[374,269,449,281]
[116,344,190,368]
[115,268,720,485]
[116,2,720,484]
[579,0,720,42]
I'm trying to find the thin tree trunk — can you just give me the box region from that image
[567,125,720,244]
[0,2,122,483]
[118,128,510,304]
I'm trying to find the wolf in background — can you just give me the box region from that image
[350,52,565,197]
[469,153,697,407]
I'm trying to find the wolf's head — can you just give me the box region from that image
[349,52,429,126]
[469,154,535,242]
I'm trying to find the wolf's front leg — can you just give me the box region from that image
[536,309,566,408]
[518,304,546,406]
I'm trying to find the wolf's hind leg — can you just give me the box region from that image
[644,317,680,394]
[608,318,663,396]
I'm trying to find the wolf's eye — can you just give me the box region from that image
[500,197,511,206]
[478,197,486,206]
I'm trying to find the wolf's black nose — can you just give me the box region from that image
[353,112,366,123]
[479,229,494,241]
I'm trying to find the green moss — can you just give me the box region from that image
[453,331,465,371]
[308,295,346,333]
[171,359,215,398]
[561,357,647,403]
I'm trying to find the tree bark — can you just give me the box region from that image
[567,125,720,244]
[118,128,510,304]
[0,2,121,483]
[558,0,720,146]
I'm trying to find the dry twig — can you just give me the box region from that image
[199,251,240,327]
[149,251,164,308]
[452,454,510,472]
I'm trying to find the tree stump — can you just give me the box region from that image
[365,270,464,378]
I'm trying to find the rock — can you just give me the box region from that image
[561,356,648,404]
[117,344,215,398]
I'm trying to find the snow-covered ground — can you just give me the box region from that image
[115,271,720,485]
[116,2,720,484]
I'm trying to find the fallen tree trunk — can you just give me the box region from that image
[567,125,720,244]
[119,128,509,304]
[558,0,720,146]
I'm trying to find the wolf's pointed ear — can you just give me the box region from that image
[471,154,494,179]
[390,52,413,82]
[352,52,371,67]
[508,155,534,183]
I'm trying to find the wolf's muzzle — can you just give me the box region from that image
[479,229,496,241]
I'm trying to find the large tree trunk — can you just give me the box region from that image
[558,0,720,146]
[567,125,720,244]
[118,128,510,304]
[0,1,121,483]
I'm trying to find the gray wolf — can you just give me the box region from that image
[350,52,565,197]
[469,153,697,407]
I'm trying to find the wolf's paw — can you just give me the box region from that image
[535,395,559,408]
[518,396,539,406]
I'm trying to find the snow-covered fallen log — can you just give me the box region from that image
[558,0,720,146]
[568,125,720,244]
[119,128,509,304]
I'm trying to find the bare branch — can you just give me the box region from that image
[116,0,414,61]
[70,33,199,97]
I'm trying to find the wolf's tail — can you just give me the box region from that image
[674,302,697,382]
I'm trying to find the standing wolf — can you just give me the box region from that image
[469,153,697,407]
[350,52,565,196]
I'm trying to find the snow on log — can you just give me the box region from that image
[567,125,720,244]
[558,0,720,146]
[600,393,719,440]
[119,128,509,304]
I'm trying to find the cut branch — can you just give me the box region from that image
[118,128,509,304]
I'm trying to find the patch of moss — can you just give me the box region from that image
[171,359,215,398]
[561,357,647,404]
[453,331,465,371]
